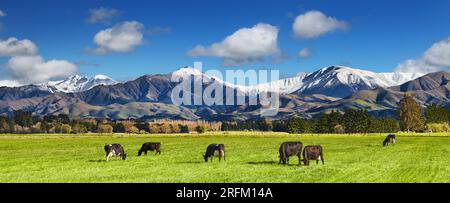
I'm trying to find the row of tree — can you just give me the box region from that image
[222,109,400,134]
[222,94,450,133]
[0,113,218,134]
[0,94,448,134]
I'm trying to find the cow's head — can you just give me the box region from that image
[122,153,127,160]
[203,154,208,162]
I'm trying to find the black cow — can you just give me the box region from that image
[302,145,324,166]
[278,141,303,165]
[383,134,396,146]
[104,144,126,161]
[138,142,161,156]
[203,144,225,162]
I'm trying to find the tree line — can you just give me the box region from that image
[222,94,450,134]
[222,110,400,134]
[0,94,448,134]
[0,114,220,134]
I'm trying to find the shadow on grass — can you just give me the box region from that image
[177,161,204,164]
[366,144,382,147]
[246,161,277,165]
[88,159,107,163]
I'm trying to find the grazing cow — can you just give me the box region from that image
[138,142,161,156]
[302,145,324,166]
[104,144,126,161]
[278,141,303,165]
[203,144,225,162]
[383,134,396,146]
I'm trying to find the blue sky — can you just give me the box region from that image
[0,0,450,83]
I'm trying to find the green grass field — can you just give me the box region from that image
[1,132,450,183]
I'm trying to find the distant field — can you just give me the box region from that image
[1,132,450,183]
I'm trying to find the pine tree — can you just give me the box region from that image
[424,104,450,124]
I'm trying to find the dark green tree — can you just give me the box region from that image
[13,110,32,127]
[314,110,343,133]
[287,117,308,134]
[342,109,371,133]
[424,104,450,124]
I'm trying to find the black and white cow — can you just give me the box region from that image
[278,141,303,165]
[138,142,161,156]
[203,144,225,162]
[302,145,324,166]
[383,134,396,146]
[104,144,126,161]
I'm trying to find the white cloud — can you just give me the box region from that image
[87,7,119,24]
[395,37,450,73]
[93,21,144,54]
[6,55,77,84]
[298,48,311,58]
[187,23,280,65]
[293,10,348,39]
[422,37,450,67]
[0,37,38,57]
[0,10,6,17]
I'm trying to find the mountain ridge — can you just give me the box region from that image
[0,65,447,120]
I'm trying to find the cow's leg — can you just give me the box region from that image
[106,152,113,161]
[316,159,319,164]
[298,154,301,165]
[145,150,148,155]
[304,153,309,166]
[220,150,224,162]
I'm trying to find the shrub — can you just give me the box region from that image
[426,122,450,132]
[333,124,345,134]
[196,125,207,134]
[179,124,189,133]
[98,124,113,134]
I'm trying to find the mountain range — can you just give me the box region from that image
[0,66,448,121]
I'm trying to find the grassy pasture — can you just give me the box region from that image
[0,132,449,183]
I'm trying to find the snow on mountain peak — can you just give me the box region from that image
[43,74,117,93]
[169,65,425,96]
[172,66,204,76]
[93,74,112,80]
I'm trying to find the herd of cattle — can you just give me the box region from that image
[103,134,397,164]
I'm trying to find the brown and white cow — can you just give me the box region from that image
[302,145,324,166]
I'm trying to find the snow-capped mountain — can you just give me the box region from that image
[0,65,448,120]
[171,66,307,94]
[171,66,424,98]
[43,74,117,93]
[0,80,22,88]
[296,66,425,97]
